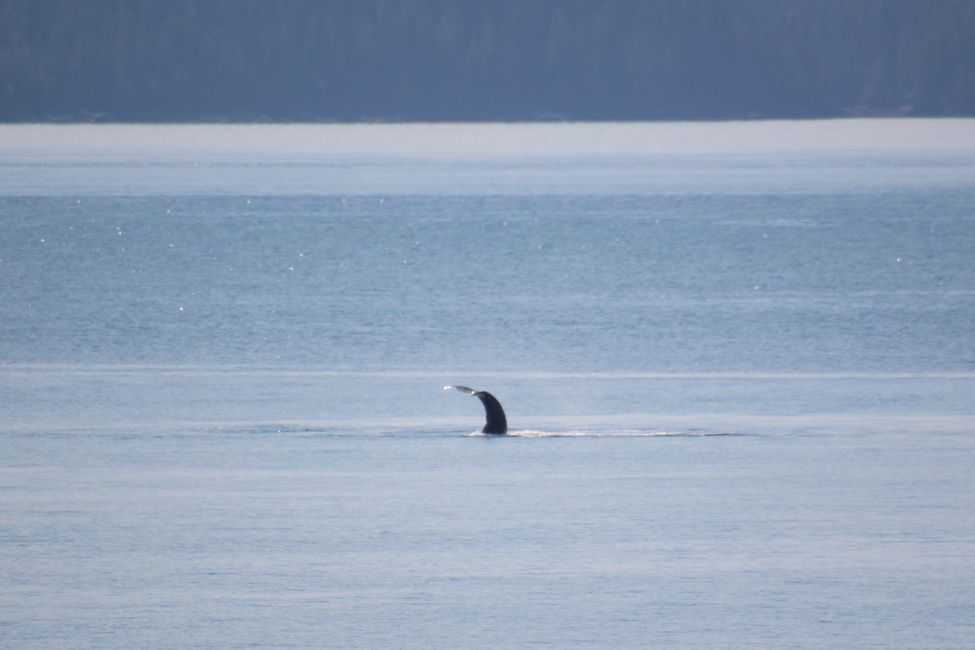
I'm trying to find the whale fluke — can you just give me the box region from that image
[444,385,508,435]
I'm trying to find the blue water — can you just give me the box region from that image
[2,121,975,648]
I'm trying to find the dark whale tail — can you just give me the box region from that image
[444,385,508,435]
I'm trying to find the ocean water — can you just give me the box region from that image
[2,120,974,648]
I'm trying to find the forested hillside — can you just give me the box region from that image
[2,0,973,121]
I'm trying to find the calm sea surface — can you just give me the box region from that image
[2,121,974,648]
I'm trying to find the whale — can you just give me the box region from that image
[444,385,508,435]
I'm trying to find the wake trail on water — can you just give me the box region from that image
[189,424,747,438]
[468,429,744,438]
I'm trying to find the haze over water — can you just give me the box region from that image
[2,120,974,648]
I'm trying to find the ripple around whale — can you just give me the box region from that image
[467,429,746,438]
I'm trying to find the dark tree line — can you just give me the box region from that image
[1,0,973,121]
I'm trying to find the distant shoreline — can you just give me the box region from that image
[7,2,972,127]
[1,110,959,126]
